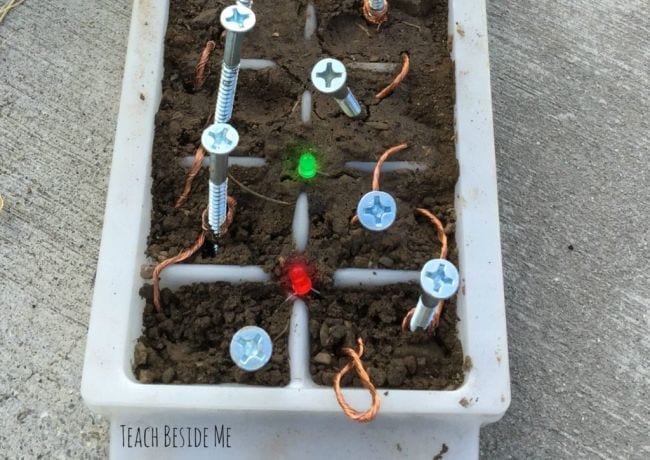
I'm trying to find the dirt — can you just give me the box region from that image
[148,0,457,273]
[134,283,291,385]
[309,285,463,389]
[138,0,463,388]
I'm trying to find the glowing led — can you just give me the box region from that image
[288,264,313,296]
[297,152,318,179]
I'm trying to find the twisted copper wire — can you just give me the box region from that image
[174,115,214,209]
[152,228,207,312]
[175,146,206,209]
[222,196,237,234]
[199,196,238,256]
[194,40,216,89]
[200,196,237,238]
[401,208,449,332]
[375,53,410,100]
[153,197,237,312]
[362,0,388,26]
[333,338,381,423]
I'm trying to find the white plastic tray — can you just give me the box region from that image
[81,0,509,458]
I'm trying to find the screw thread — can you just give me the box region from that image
[335,88,363,118]
[208,179,229,238]
[215,64,240,123]
[368,0,385,11]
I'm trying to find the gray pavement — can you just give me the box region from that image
[0,0,648,458]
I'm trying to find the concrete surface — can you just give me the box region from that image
[0,0,647,458]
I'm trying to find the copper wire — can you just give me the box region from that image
[401,208,449,332]
[152,228,207,312]
[400,299,444,331]
[194,40,216,90]
[375,53,410,100]
[228,173,291,206]
[415,208,448,258]
[174,113,215,209]
[333,338,381,423]
[202,197,237,238]
[362,0,389,26]
[428,300,445,332]
[371,142,409,191]
[153,196,237,312]
[223,196,237,234]
[175,146,206,209]
[401,308,414,331]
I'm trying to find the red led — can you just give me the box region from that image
[288,264,313,297]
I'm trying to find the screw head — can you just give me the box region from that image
[420,259,460,300]
[220,5,256,32]
[229,326,273,372]
[201,123,239,155]
[311,58,347,95]
[357,190,397,232]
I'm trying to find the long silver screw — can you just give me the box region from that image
[201,123,239,251]
[310,58,363,118]
[215,5,256,123]
[410,259,460,332]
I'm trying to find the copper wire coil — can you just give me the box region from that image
[333,338,381,423]
[362,0,389,26]
[202,196,237,237]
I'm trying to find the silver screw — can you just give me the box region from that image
[410,259,460,332]
[236,0,253,8]
[310,58,363,118]
[368,0,385,13]
[201,123,239,250]
[215,5,256,123]
[230,326,273,372]
[356,190,397,231]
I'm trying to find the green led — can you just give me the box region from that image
[297,152,318,179]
